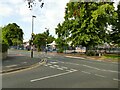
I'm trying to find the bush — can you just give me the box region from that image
[86,50,96,56]
[57,49,63,53]
[2,43,9,53]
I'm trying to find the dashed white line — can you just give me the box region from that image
[50,62,58,64]
[47,63,52,66]
[66,56,85,59]
[82,65,101,71]
[61,66,68,69]
[53,65,59,67]
[49,66,55,68]
[113,78,120,81]
[57,68,64,70]
[65,62,79,65]
[95,74,106,78]
[31,70,77,82]
[81,71,91,74]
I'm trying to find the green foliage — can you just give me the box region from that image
[33,33,46,51]
[55,37,68,53]
[1,42,9,53]
[111,2,120,46]
[86,50,96,56]
[33,30,55,51]
[55,2,117,53]
[57,48,64,53]
[2,23,24,46]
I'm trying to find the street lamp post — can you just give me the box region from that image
[45,39,47,54]
[31,15,36,58]
[45,28,49,54]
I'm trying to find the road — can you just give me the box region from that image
[2,50,119,88]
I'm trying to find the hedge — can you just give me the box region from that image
[1,43,9,53]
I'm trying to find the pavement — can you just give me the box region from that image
[2,54,47,74]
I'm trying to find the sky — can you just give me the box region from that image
[0,0,119,42]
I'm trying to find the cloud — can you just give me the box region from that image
[19,4,32,16]
[0,0,69,40]
[0,4,13,17]
[33,0,69,35]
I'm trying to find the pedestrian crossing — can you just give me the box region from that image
[43,61,77,72]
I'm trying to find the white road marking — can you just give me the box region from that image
[49,66,55,68]
[50,62,58,64]
[31,70,77,82]
[61,66,68,69]
[53,65,59,67]
[65,62,79,65]
[113,78,120,81]
[81,71,91,74]
[106,70,119,73]
[53,61,119,74]
[70,69,78,72]
[57,68,64,70]
[82,65,101,71]
[66,56,85,59]
[5,65,17,68]
[95,74,106,78]
[47,63,52,66]
[44,65,48,66]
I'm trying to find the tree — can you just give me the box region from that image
[55,22,69,53]
[56,2,117,53]
[25,0,44,10]
[2,23,24,46]
[111,2,120,46]
[55,37,67,53]
[33,33,46,51]
[33,30,55,51]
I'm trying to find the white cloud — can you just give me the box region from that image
[0,0,69,40]
[19,4,32,17]
[34,0,69,35]
[21,17,32,22]
[0,5,13,17]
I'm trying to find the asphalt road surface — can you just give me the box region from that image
[2,50,119,88]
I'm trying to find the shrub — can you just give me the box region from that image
[2,43,9,53]
[86,50,96,56]
[57,48,63,53]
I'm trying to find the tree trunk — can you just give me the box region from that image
[85,46,89,54]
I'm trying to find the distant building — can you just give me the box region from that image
[47,41,57,51]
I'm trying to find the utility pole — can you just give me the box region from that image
[31,15,36,58]
[26,0,44,58]
[45,28,49,54]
